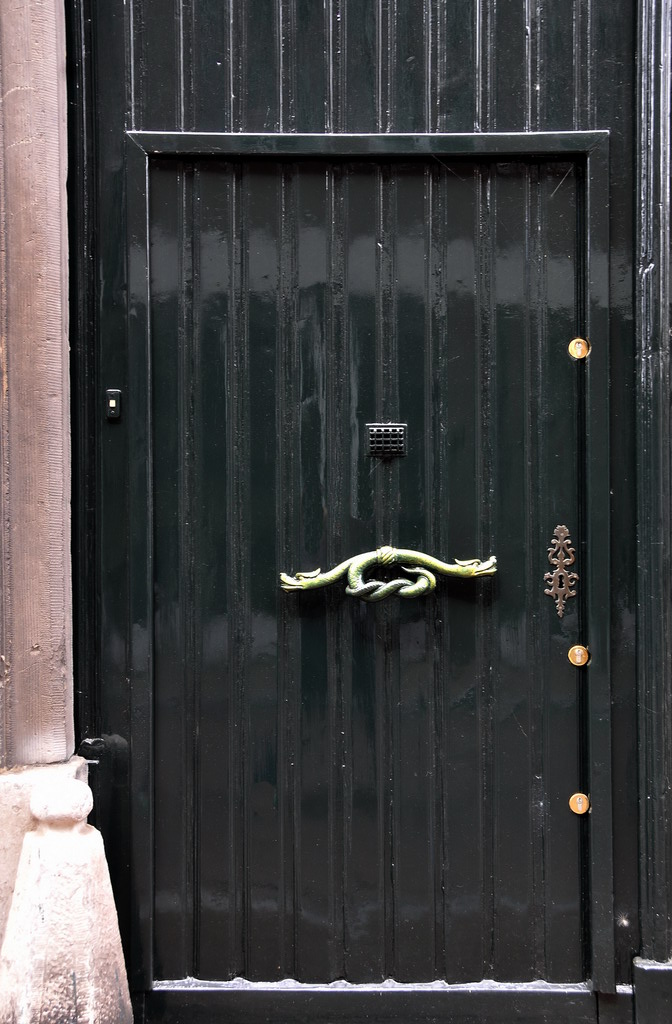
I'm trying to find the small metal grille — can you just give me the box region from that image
[367,423,407,458]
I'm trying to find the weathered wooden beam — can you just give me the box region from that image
[0,0,73,766]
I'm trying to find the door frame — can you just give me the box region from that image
[123,129,613,993]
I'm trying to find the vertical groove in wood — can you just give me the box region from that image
[230,1,245,131]
[328,0,346,132]
[128,0,137,130]
[476,0,494,131]
[486,0,495,131]
[474,0,483,130]
[189,165,203,975]
[423,0,431,130]
[476,164,495,975]
[524,0,541,130]
[374,163,400,978]
[586,0,594,128]
[533,0,541,129]
[435,164,451,978]
[425,165,443,976]
[525,0,532,130]
[326,1,334,132]
[426,0,436,130]
[176,0,184,130]
[276,165,300,976]
[376,0,395,132]
[175,163,196,977]
[226,0,235,131]
[226,165,250,975]
[325,164,348,978]
[279,0,297,131]
[375,0,383,130]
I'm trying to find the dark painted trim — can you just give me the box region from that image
[126,133,155,991]
[66,0,99,746]
[635,0,672,963]
[633,960,672,1023]
[128,129,609,158]
[144,982,602,1024]
[584,137,615,993]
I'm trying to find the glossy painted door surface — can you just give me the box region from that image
[69,0,646,1020]
[139,142,600,988]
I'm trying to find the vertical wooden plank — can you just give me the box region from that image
[538,161,583,982]
[326,0,345,131]
[585,139,615,992]
[227,163,252,978]
[132,0,181,129]
[279,0,296,131]
[194,163,235,979]
[150,161,191,981]
[374,163,399,978]
[490,162,535,980]
[424,165,442,978]
[540,0,576,129]
[342,5,377,131]
[293,164,330,979]
[245,162,283,979]
[325,163,349,980]
[391,0,426,131]
[429,2,477,131]
[191,2,233,129]
[293,1,328,131]
[183,165,199,975]
[436,161,484,982]
[179,0,194,129]
[393,164,434,979]
[343,165,382,981]
[276,164,300,980]
[524,164,547,980]
[475,0,495,131]
[238,0,281,131]
[490,0,527,129]
[475,162,497,978]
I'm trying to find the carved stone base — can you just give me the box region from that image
[0,757,87,947]
[0,776,132,1024]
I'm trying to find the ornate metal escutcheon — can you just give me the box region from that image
[280,546,497,603]
[544,524,579,618]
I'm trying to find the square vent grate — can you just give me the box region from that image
[367,423,407,459]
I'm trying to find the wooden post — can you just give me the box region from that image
[0,0,73,766]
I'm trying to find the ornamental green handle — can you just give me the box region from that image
[280,545,497,602]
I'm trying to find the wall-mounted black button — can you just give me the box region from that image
[105,389,122,420]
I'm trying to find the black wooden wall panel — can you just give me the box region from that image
[69,0,644,1001]
[130,0,597,135]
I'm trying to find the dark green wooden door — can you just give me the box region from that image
[72,1,644,1021]
[123,133,610,1021]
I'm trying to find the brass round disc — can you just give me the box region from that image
[569,792,590,815]
[568,337,591,360]
[568,644,590,667]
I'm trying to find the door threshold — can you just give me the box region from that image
[141,979,635,1024]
